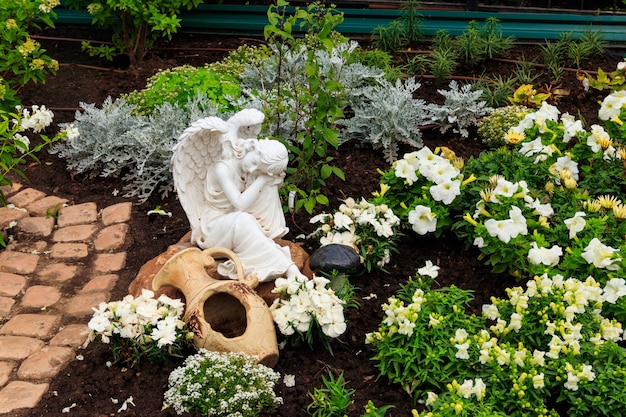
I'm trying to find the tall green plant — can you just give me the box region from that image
[0,0,60,111]
[63,0,202,67]
[263,0,346,213]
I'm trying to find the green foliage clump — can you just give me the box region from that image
[63,0,202,67]
[123,65,241,115]
[207,43,273,78]
[455,17,514,66]
[477,105,530,148]
[368,272,626,417]
[371,0,423,53]
[307,372,355,417]
[1,0,59,111]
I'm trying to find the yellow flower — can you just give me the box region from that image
[479,188,494,202]
[461,173,476,186]
[610,114,624,126]
[6,19,18,30]
[564,177,577,190]
[438,146,457,160]
[463,212,478,226]
[505,129,525,144]
[17,38,38,56]
[597,194,622,209]
[30,59,45,71]
[489,174,504,186]
[378,183,390,197]
[584,199,602,213]
[613,204,626,219]
[48,59,59,71]
[598,135,614,150]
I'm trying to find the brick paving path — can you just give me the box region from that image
[0,183,132,415]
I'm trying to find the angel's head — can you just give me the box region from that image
[242,139,288,176]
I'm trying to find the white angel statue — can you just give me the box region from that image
[172,108,301,282]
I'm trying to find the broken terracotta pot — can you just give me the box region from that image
[151,246,279,367]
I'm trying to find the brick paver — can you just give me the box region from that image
[50,242,90,260]
[26,195,68,217]
[0,362,13,388]
[0,314,61,338]
[6,188,46,208]
[94,223,129,251]
[57,202,98,227]
[16,216,56,236]
[0,381,49,414]
[38,263,80,283]
[0,185,131,412]
[17,346,75,379]
[21,285,62,309]
[0,271,27,296]
[102,202,132,225]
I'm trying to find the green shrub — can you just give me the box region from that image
[123,65,241,115]
[477,105,530,147]
[63,0,202,67]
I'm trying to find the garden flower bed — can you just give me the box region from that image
[5,2,626,416]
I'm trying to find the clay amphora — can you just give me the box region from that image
[152,247,279,367]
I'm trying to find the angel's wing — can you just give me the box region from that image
[171,116,229,243]
[226,108,265,140]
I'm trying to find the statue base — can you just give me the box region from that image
[128,232,313,306]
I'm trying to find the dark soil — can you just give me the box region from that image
[8,23,624,417]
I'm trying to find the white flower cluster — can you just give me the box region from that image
[17,104,54,133]
[310,197,400,247]
[393,148,463,235]
[270,274,346,339]
[394,147,462,204]
[164,349,282,416]
[598,90,626,121]
[87,289,186,348]
[512,100,620,163]
[38,0,60,14]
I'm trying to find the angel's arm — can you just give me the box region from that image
[214,162,270,211]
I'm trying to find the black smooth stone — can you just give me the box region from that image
[309,243,361,272]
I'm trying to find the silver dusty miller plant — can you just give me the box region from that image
[426,80,492,138]
[339,76,427,163]
[50,95,223,203]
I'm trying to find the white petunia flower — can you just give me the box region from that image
[561,113,584,142]
[484,218,517,243]
[394,158,418,185]
[603,278,626,304]
[408,205,437,235]
[599,92,625,121]
[587,125,610,153]
[418,260,440,278]
[564,211,586,239]
[581,238,621,270]
[429,179,461,205]
[528,242,562,267]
